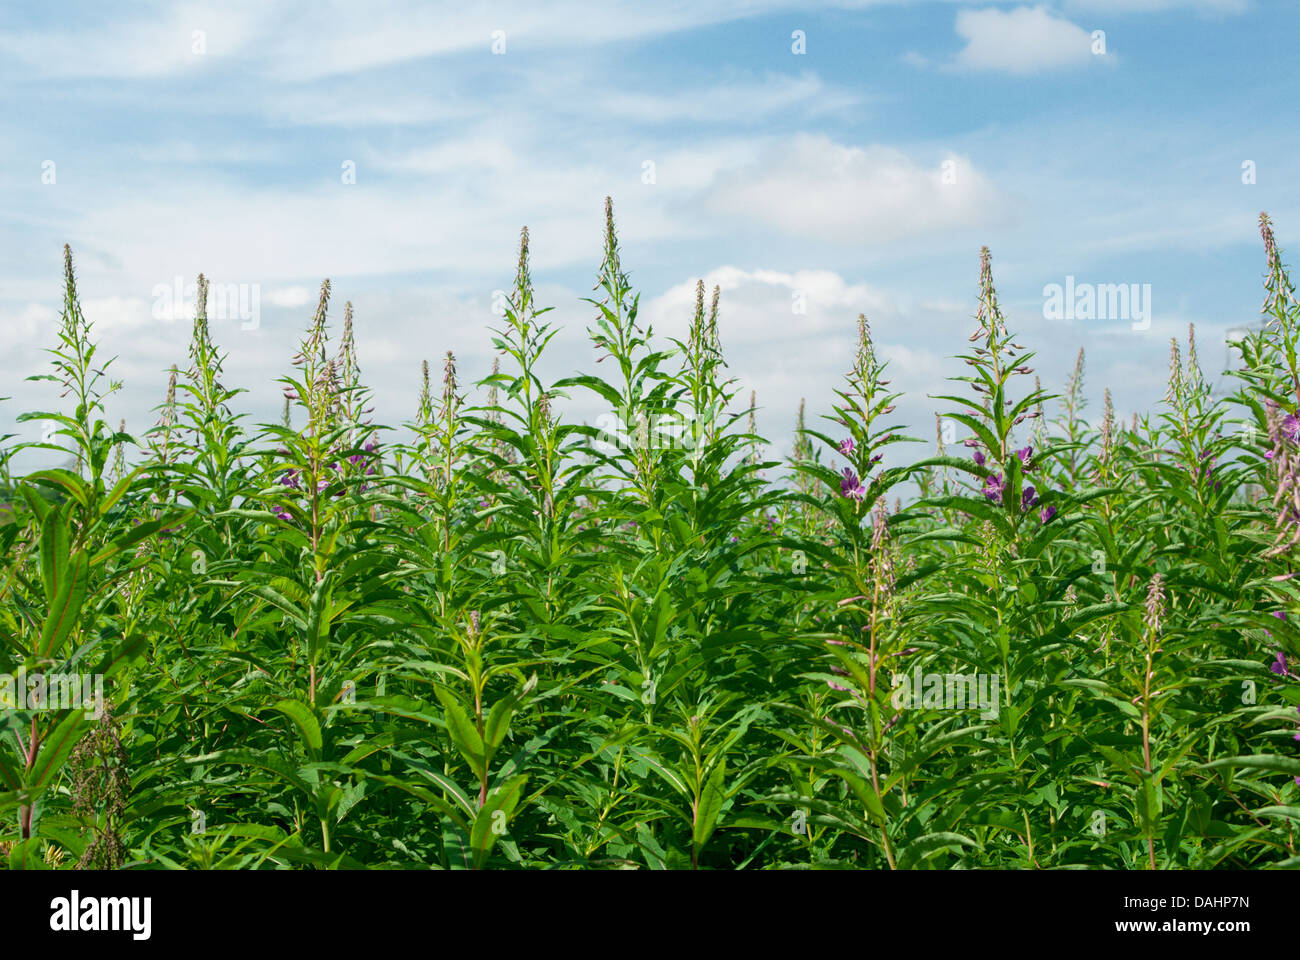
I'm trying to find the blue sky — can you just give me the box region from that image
[1,0,1296,470]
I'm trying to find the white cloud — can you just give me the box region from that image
[0,1,813,83]
[79,296,156,335]
[638,265,955,462]
[370,138,521,176]
[594,72,863,125]
[702,134,1006,243]
[643,265,892,344]
[1065,0,1247,12]
[0,303,56,351]
[950,6,1100,74]
[267,286,312,308]
[0,3,261,79]
[253,1,834,83]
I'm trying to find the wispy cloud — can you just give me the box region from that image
[702,134,1007,243]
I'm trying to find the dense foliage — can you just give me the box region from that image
[2,202,1298,870]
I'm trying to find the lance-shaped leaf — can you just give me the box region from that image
[435,686,486,781]
[484,673,537,761]
[469,774,528,869]
[37,552,90,659]
[27,707,94,791]
[305,571,335,665]
[39,503,70,604]
[274,699,323,760]
[692,755,727,859]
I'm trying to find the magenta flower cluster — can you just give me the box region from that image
[835,438,882,502]
[969,441,1057,524]
[271,439,382,522]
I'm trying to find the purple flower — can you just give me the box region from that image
[1275,611,1287,620]
[839,438,855,456]
[1283,414,1300,444]
[963,438,980,448]
[277,469,301,491]
[1040,505,1057,524]
[973,450,986,467]
[982,472,1006,504]
[1021,485,1039,511]
[840,467,867,500]
[1271,651,1288,676]
[275,509,292,521]
[1197,449,1222,489]
[364,440,379,453]
[1015,446,1033,470]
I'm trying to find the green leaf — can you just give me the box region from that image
[273,700,323,758]
[484,673,537,758]
[26,470,91,510]
[38,552,90,659]
[187,749,317,799]
[436,687,486,780]
[39,503,70,604]
[1201,755,1300,778]
[0,751,21,792]
[28,708,93,790]
[469,775,528,869]
[898,832,979,869]
[692,756,727,858]
[7,838,46,871]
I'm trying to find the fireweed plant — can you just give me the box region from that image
[1,207,1299,870]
